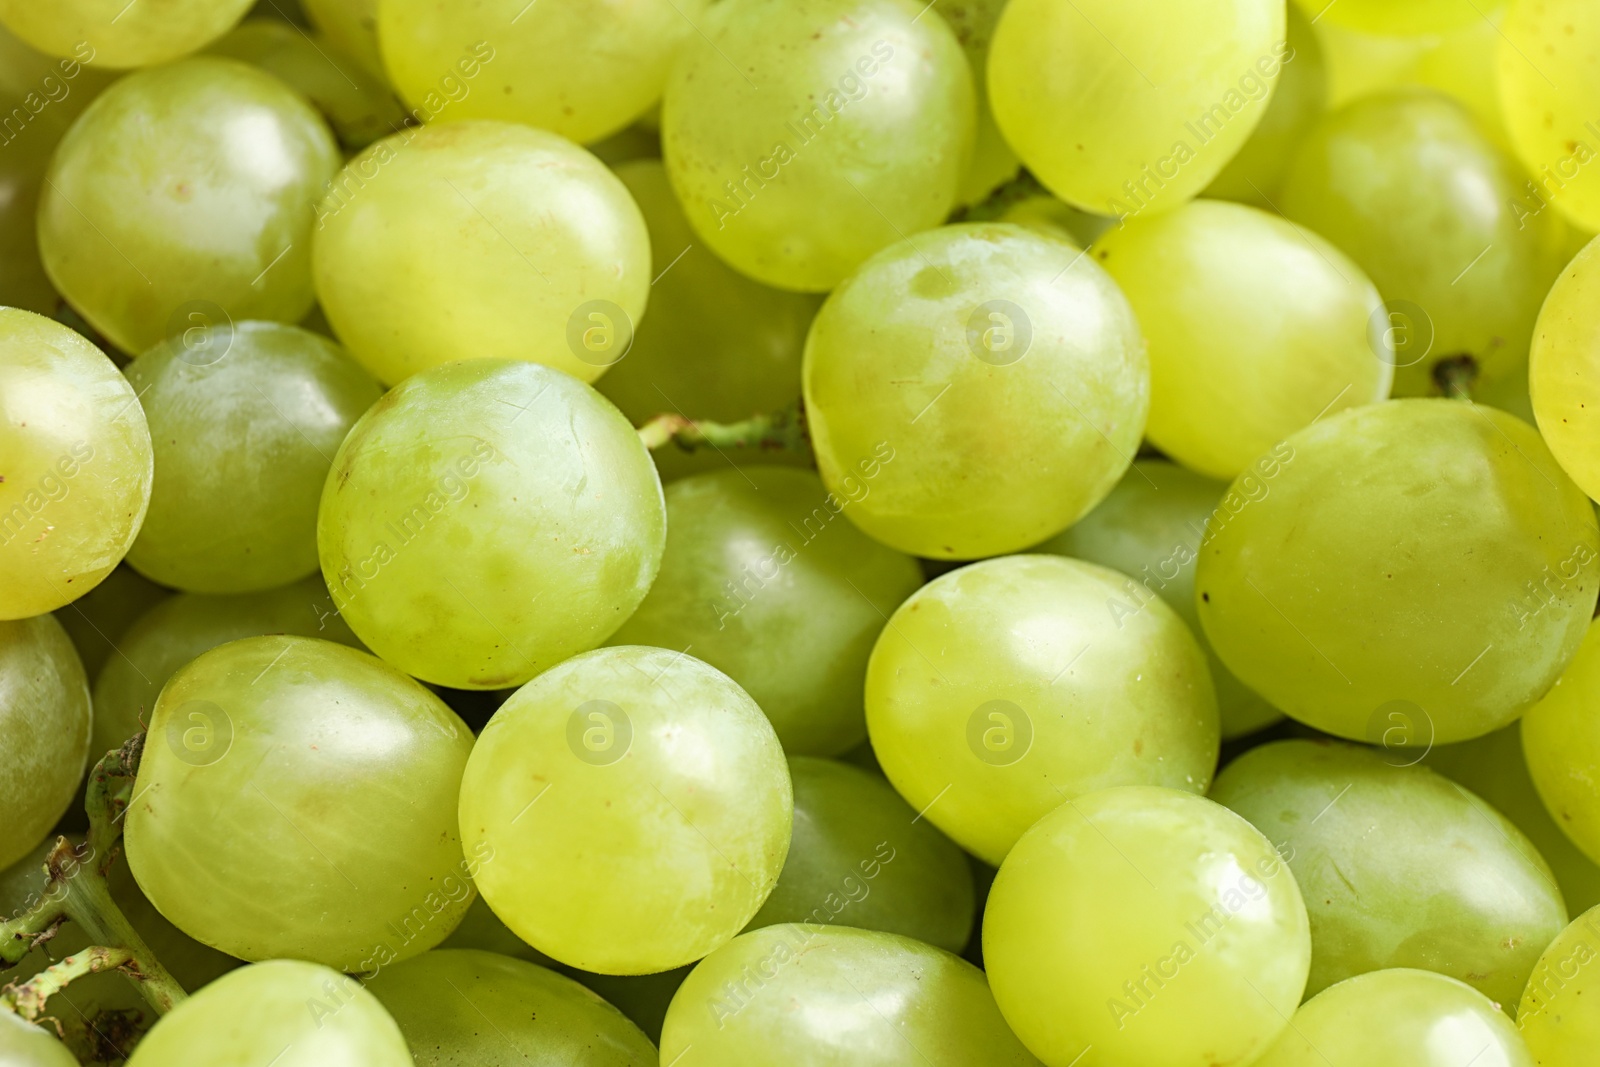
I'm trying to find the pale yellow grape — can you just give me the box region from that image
[1091,199,1390,479]
[39,57,341,355]
[1501,0,1600,232]
[1036,458,1282,739]
[0,615,89,871]
[1205,3,1327,206]
[125,635,475,970]
[0,1013,76,1067]
[1519,905,1600,1064]
[302,0,384,80]
[989,0,1285,216]
[1197,400,1600,745]
[312,121,650,385]
[208,18,406,150]
[661,925,1044,1065]
[1532,234,1600,501]
[803,223,1148,559]
[661,0,975,291]
[379,0,708,146]
[458,646,792,975]
[126,960,411,1067]
[316,360,665,690]
[597,160,820,485]
[1254,970,1532,1066]
[1525,619,1600,867]
[938,0,1021,206]
[0,308,152,619]
[865,555,1219,865]
[1296,0,1500,35]
[0,0,254,68]
[984,786,1311,1067]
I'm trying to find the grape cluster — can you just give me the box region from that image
[3,1,1600,1065]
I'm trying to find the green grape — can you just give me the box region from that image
[39,57,340,356]
[0,616,89,872]
[125,635,475,970]
[572,967,689,1046]
[596,160,820,484]
[608,468,922,756]
[1279,90,1567,397]
[439,895,558,967]
[0,1013,76,1067]
[1519,904,1600,1063]
[989,0,1285,217]
[1500,0,1600,233]
[312,121,650,386]
[1212,739,1566,1007]
[865,555,1219,866]
[992,195,1089,247]
[1196,400,1600,745]
[379,0,708,146]
[1427,725,1600,916]
[586,124,662,170]
[90,574,361,787]
[937,0,1021,206]
[301,0,384,80]
[458,645,792,975]
[1091,199,1391,479]
[984,786,1311,1067]
[0,22,115,316]
[208,18,405,149]
[803,222,1148,559]
[122,322,381,594]
[1532,235,1600,502]
[1258,971,1533,1066]
[365,949,656,1065]
[316,360,665,690]
[0,0,254,68]
[0,308,153,619]
[747,756,974,953]
[1314,19,1436,110]
[52,564,169,680]
[1525,618,1600,867]
[126,959,411,1067]
[1294,0,1496,34]
[1205,2,1327,206]
[1036,459,1282,740]
[661,924,1044,1065]
[661,0,975,292]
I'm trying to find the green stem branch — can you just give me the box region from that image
[2,947,133,1023]
[638,398,811,459]
[1,736,187,1020]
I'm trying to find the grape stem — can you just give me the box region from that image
[1433,355,1478,401]
[952,170,1047,223]
[637,397,811,458]
[0,735,188,1019]
[1,947,133,1023]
